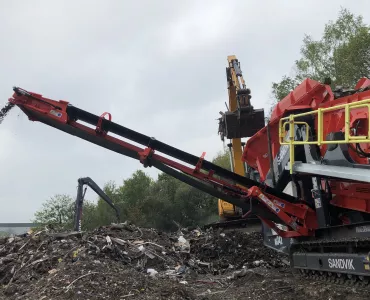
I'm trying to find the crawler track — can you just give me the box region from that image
[296,268,370,288]
[291,237,370,286]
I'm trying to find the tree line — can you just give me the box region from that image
[33,8,369,232]
[271,8,369,103]
[33,149,231,232]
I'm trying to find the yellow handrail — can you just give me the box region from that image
[278,98,370,173]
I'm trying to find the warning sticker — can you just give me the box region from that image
[50,110,62,118]
[314,198,322,209]
[259,194,280,213]
[273,200,285,208]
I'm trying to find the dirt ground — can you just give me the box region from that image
[0,224,369,300]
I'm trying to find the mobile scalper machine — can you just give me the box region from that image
[8,56,370,283]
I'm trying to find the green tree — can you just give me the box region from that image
[96,180,121,226]
[212,147,231,170]
[140,173,217,231]
[272,8,370,102]
[94,170,154,228]
[117,170,153,226]
[35,149,232,232]
[271,76,299,103]
[33,194,75,229]
[33,194,101,231]
[142,173,181,230]
[173,183,217,228]
[79,200,100,230]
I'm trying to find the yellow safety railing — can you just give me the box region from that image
[279,98,370,174]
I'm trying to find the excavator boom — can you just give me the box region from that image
[74,177,120,232]
[217,55,266,223]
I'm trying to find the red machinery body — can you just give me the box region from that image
[243,78,370,219]
[243,78,370,178]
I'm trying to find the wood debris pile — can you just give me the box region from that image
[1,224,365,299]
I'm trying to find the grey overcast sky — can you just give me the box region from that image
[0,0,369,222]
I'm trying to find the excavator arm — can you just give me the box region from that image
[74,177,120,232]
[217,55,265,221]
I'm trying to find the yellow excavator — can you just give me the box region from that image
[217,55,263,224]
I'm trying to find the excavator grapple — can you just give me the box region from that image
[218,57,265,140]
[220,108,265,140]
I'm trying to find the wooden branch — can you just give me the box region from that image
[65,272,99,291]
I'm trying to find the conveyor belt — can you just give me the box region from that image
[65,105,297,203]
